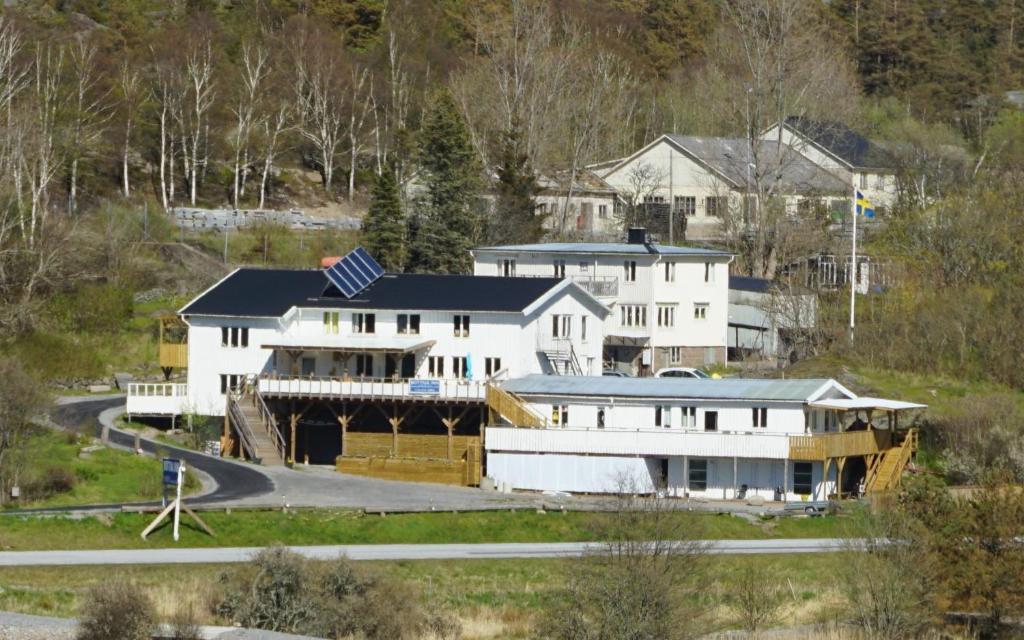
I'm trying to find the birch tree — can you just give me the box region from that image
[289,20,345,192]
[64,39,109,215]
[115,59,144,198]
[182,34,215,206]
[230,44,268,208]
[345,66,372,203]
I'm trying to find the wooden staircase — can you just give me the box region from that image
[864,428,918,494]
[541,339,583,375]
[485,384,548,428]
[227,390,286,466]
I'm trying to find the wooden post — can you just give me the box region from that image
[289,413,298,466]
[783,459,790,499]
[682,455,689,498]
[822,458,832,500]
[390,405,400,456]
[836,456,847,499]
[732,456,738,499]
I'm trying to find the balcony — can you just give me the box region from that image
[571,275,618,298]
[126,383,188,416]
[158,343,188,369]
[788,429,892,461]
[257,375,487,404]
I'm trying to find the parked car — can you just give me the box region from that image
[602,369,632,377]
[654,367,711,379]
[783,500,834,516]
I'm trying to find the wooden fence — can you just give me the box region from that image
[338,432,482,486]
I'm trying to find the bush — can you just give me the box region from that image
[215,547,451,639]
[76,579,156,640]
[931,393,1024,484]
[727,564,786,632]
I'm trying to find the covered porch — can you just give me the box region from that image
[261,336,436,380]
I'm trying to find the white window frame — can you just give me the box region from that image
[693,303,708,320]
[664,261,676,282]
[397,313,420,335]
[452,356,468,379]
[553,259,566,278]
[484,357,502,377]
[657,304,676,328]
[501,259,516,277]
[323,312,340,334]
[427,356,444,377]
[753,407,768,428]
[704,262,715,283]
[623,260,637,282]
[668,346,682,364]
[353,313,375,334]
[655,405,672,428]
[454,314,470,337]
[681,406,696,428]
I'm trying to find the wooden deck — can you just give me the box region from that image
[788,429,892,461]
[258,375,487,405]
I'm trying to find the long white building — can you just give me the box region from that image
[472,230,733,373]
[486,376,925,501]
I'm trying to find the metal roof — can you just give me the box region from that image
[502,375,842,402]
[473,243,731,257]
[808,397,927,412]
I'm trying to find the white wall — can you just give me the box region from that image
[185,317,278,416]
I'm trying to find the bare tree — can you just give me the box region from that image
[345,65,372,203]
[64,39,110,215]
[257,102,290,210]
[0,359,49,505]
[181,32,215,206]
[617,162,667,230]
[23,44,64,247]
[230,43,269,208]
[115,59,144,199]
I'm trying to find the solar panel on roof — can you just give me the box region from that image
[324,247,384,298]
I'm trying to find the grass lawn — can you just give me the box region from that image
[2,429,200,510]
[0,554,849,637]
[0,507,850,551]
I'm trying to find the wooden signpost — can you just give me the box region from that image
[141,458,215,541]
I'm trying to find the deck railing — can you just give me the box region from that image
[788,429,892,461]
[127,382,188,398]
[158,343,188,369]
[571,275,618,298]
[257,374,487,402]
[486,385,548,428]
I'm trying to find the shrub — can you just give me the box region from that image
[727,564,786,632]
[76,579,156,640]
[931,393,1024,484]
[215,547,449,639]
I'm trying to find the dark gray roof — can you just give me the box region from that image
[784,117,896,170]
[503,375,844,402]
[474,242,731,257]
[730,276,774,293]
[666,134,849,194]
[181,269,566,318]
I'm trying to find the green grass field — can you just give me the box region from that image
[0,507,851,551]
[3,429,199,510]
[0,554,849,636]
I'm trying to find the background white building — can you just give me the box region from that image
[471,230,733,373]
[728,276,817,363]
[594,134,850,240]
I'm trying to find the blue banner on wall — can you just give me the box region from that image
[409,379,441,395]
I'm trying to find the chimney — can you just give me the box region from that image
[627,227,649,245]
[320,256,341,268]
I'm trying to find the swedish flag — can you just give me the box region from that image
[855,191,875,219]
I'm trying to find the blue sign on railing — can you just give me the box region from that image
[162,458,181,486]
[409,379,441,395]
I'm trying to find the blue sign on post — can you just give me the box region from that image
[409,379,441,396]
[162,458,182,486]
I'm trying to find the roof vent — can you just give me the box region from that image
[627,227,649,245]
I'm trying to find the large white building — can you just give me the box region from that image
[471,230,733,373]
[130,266,608,419]
[761,117,898,212]
[595,134,850,240]
[486,375,924,501]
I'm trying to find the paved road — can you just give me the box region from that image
[48,396,275,506]
[0,538,851,567]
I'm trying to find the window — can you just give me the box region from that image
[453,314,470,337]
[693,303,708,320]
[688,459,708,491]
[657,305,675,328]
[219,374,243,394]
[397,314,420,335]
[620,305,647,328]
[579,261,590,273]
[875,173,885,189]
[681,406,696,428]
[704,410,718,432]
[452,356,468,379]
[752,407,768,428]
[552,314,572,338]
[655,405,672,428]
[643,195,666,204]
[597,408,606,429]
[705,196,727,217]
[485,357,502,377]
[355,354,374,377]
[664,261,676,282]
[704,262,716,283]
[581,316,588,342]
[623,260,637,282]
[669,346,682,364]
[323,312,340,334]
[598,204,608,219]
[428,356,444,377]
[551,404,569,426]
[353,313,375,334]
[858,173,867,189]
[553,259,566,278]
[674,195,696,217]
[501,259,516,277]
[221,327,249,348]
[793,462,813,495]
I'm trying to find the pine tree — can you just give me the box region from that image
[490,122,544,244]
[361,165,406,271]
[406,90,482,274]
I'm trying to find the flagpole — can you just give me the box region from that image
[849,183,857,342]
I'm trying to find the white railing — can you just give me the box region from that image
[571,275,618,298]
[258,375,487,402]
[126,383,188,416]
[485,426,791,459]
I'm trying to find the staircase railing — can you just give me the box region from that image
[252,387,286,461]
[568,342,583,376]
[486,384,548,428]
[866,428,918,493]
[227,392,259,461]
